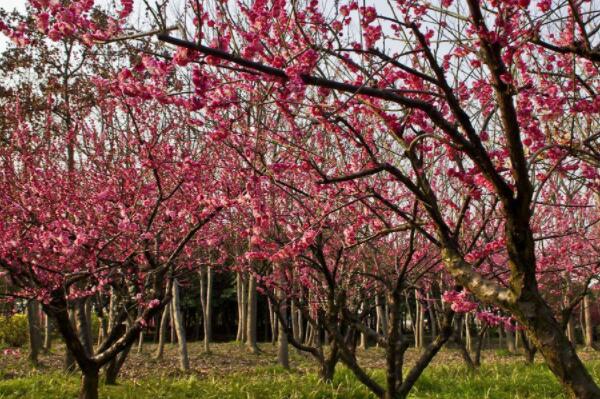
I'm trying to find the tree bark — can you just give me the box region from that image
[170,303,176,344]
[566,313,576,345]
[584,294,594,349]
[105,338,134,385]
[268,298,277,344]
[79,367,100,399]
[396,308,456,398]
[171,279,190,371]
[319,342,339,382]
[154,304,170,359]
[520,330,537,364]
[359,301,368,350]
[26,300,42,366]
[465,313,472,354]
[241,273,249,343]
[236,272,244,342]
[104,292,119,374]
[375,295,388,342]
[473,324,489,367]
[384,292,405,399]
[43,311,52,352]
[291,299,299,342]
[427,292,437,340]
[64,307,76,372]
[97,314,108,348]
[205,266,213,351]
[297,308,304,343]
[246,274,259,354]
[506,326,516,353]
[200,266,213,352]
[453,316,475,370]
[417,296,425,349]
[136,331,144,354]
[514,293,600,398]
[305,324,314,346]
[277,298,289,369]
[75,298,93,356]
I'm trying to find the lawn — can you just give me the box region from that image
[0,343,598,398]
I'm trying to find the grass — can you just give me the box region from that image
[1,360,599,398]
[0,366,369,399]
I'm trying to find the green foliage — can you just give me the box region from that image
[0,361,598,398]
[0,314,28,348]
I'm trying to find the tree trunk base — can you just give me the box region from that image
[79,369,99,399]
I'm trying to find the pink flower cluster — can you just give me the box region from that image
[464,238,506,263]
[442,290,478,313]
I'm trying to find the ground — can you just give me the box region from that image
[0,342,599,398]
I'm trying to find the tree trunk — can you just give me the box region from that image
[97,314,108,348]
[75,299,93,356]
[417,298,425,349]
[359,302,368,350]
[506,326,516,353]
[64,307,76,372]
[305,324,313,346]
[43,311,52,352]
[26,300,42,366]
[136,331,144,354]
[412,290,425,349]
[396,307,456,398]
[291,300,299,342]
[246,275,259,354]
[154,304,170,359]
[236,272,244,342]
[297,308,304,343]
[584,294,594,349]
[566,313,576,346]
[464,313,472,353]
[105,337,134,385]
[170,303,176,344]
[319,343,339,382]
[427,292,437,340]
[268,298,277,344]
[473,324,488,367]
[514,293,600,398]
[277,300,289,369]
[171,279,189,371]
[453,316,475,370]
[519,329,537,364]
[79,367,100,399]
[200,266,213,353]
[241,273,249,343]
[104,293,118,374]
[205,266,213,352]
[359,330,367,350]
[375,295,388,343]
[384,293,404,399]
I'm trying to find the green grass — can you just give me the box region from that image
[1,361,598,398]
[0,367,370,399]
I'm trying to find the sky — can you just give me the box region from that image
[0,0,25,13]
[0,0,26,51]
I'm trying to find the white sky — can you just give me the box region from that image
[0,0,26,51]
[0,0,26,13]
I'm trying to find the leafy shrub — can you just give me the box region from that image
[0,314,29,347]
